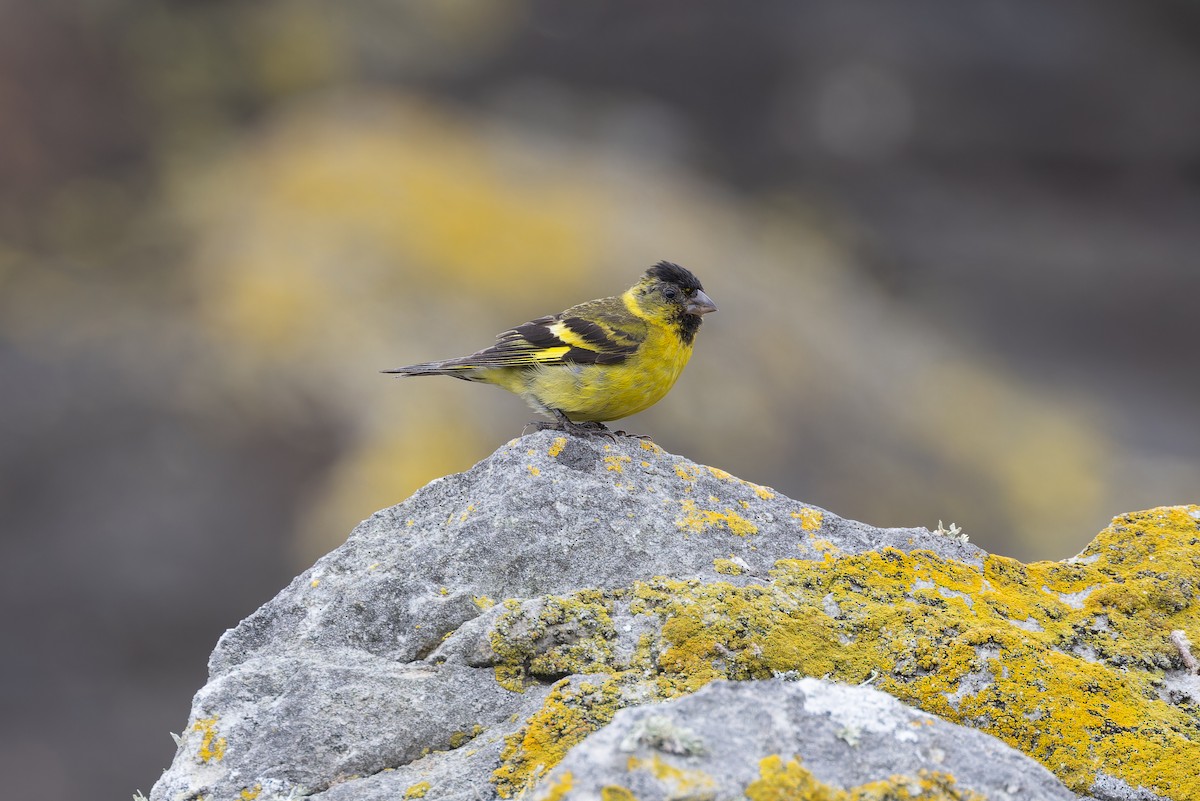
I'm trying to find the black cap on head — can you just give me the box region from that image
[646,261,703,291]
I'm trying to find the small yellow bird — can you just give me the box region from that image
[384,262,717,436]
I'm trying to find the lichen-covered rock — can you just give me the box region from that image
[531,678,1078,800]
[149,431,1200,801]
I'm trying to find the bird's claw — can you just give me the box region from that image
[528,416,619,441]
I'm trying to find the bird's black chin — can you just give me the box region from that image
[675,311,702,346]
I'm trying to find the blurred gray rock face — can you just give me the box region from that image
[149,431,1189,801]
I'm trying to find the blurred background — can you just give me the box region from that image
[1,1,1198,798]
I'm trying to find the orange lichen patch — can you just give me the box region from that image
[548,437,567,458]
[791,508,824,531]
[746,755,985,800]
[490,507,1200,799]
[677,499,758,537]
[192,716,227,763]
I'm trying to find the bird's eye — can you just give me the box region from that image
[663,286,679,300]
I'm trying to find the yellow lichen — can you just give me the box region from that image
[810,538,840,555]
[192,716,227,763]
[487,506,1200,798]
[548,437,567,458]
[310,579,320,588]
[493,678,625,798]
[541,771,574,801]
[746,755,984,800]
[678,499,758,537]
[438,586,449,596]
[674,464,698,482]
[792,508,824,531]
[449,724,484,748]
[239,785,262,801]
[714,558,745,575]
[528,465,541,476]
[473,595,496,610]
[493,664,527,693]
[703,466,777,502]
[627,754,716,796]
[601,787,638,801]
[488,592,617,691]
[404,781,431,799]
[604,455,632,474]
[639,440,662,454]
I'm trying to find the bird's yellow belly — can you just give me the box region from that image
[519,332,693,422]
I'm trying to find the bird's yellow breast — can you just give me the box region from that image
[479,317,691,423]
[530,323,692,422]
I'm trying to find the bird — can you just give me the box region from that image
[383,261,717,437]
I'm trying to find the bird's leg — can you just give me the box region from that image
[531,409,617,440]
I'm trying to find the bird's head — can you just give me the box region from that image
[629,262,718,345]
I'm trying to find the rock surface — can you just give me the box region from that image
[531,678,1077,800]
[149,432,1200,801]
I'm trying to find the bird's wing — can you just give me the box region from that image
[453,296,647,369]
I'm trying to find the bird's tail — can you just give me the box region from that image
[381,359,481,379]
[381,360,455,377]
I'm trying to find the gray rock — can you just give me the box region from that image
[1089,774,1171,801]
[530,678,1080,800]
[148,432,1197,801]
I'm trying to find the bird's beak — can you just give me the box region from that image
[686,289,718,316]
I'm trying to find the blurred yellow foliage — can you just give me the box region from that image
[177,97,601,364]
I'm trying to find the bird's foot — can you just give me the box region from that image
[529,412,618,441]
[610,429,653,440]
